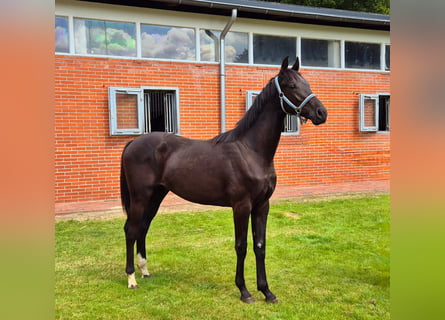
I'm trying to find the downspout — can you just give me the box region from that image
[219,9,237,133]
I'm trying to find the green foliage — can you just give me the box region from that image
[55,195,389,319]
[264,0,390,14]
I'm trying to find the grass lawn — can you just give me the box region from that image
[55,195,389,320]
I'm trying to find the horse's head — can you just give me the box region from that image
[275,56,327,125]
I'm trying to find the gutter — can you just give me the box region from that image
[219,8,237,133]
[137,0,389,30]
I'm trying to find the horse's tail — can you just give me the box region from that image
[120,140,133,215]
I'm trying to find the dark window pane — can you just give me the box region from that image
[345,41,380,69]
[378,95,390,131]
[301,38,340,68]
[253,34,296,65]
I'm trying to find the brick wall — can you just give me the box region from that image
[55,56,390,203]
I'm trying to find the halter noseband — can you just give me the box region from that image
[274,76,315,118]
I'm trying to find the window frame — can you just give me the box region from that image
[247,90,300,135]
[108,87,145,136]
[252,33,297,66]
[345,41,381,70]
[359,94,379,132]
[55,16,70,53]
[55,13,389,71]
[359,93,390,132]
[109,86,180,136]
[300,37,341,69]
[384,44,390,71]
[140,24,196,61]
[378,93,390,132]
[73,17,137,57]
[142,86,181,135]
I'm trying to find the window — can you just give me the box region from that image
[253,34,296,65]
[226,32,249,63]
[55,16,69,53]
[109,87,179,136]
[345,41,380,69]
[301,38,341,68]
[378,94,390,131]
[247,91,299,134]
[55,15,389,71]
[200,30,248,63]
[385,45,390,70]
[359,94,390,132]
[141,25,195,61]
[74,18,136,57]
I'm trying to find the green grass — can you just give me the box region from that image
[55,195,389,320]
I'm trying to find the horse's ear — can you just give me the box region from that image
[281,56,289,72]
[291,57,300,71]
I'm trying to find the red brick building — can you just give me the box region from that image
[55,0,390,204]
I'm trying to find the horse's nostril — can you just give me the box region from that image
[316,108,325,118]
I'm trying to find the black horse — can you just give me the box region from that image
[120,57,327,303]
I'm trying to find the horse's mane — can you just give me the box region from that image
[210,78,276,144]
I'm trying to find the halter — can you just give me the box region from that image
[274,76,315,118]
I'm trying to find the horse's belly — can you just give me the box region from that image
[170,188,230,207]
[162,165,230,207]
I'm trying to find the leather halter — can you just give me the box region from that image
[274,76,315,117]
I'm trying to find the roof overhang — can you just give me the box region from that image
[77,0,390,31]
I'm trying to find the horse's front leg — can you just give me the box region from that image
[233,201,254,303]
[252,201,278,303]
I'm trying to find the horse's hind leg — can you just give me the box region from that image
[136,185,168,278]
[124,197,145,289]
[124,185,168,289]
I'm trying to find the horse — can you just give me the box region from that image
[120,56,327,303]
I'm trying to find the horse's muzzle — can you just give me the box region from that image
[313,106,327,125]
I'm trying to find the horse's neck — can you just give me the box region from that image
[242,101,285,164]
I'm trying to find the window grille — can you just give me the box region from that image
[109,87,179,136]
[359,93,390,132]
[247,91,300,134]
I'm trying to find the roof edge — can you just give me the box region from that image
[76,0,390,30]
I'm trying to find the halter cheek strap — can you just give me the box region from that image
[274,76,315,116]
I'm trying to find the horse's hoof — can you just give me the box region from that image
[142,274,152,278]
[241,296,255,304]
[128,284,139,289]
[267,298,279,304]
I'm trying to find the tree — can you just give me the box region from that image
[262,0,390,14]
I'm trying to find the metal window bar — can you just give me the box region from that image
[385,98,390,131]
[144,92,151,133]
[144,90,178,134]
[284,114,299,132]
[164,92,177,133]
[247,90,299,134]
[151,91,163,132]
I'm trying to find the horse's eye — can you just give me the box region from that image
[289,84,297,89]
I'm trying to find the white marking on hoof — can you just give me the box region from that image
[137,253,151,278]
[127,273,138,289]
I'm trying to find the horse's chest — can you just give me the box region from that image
[235,159,276,192]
